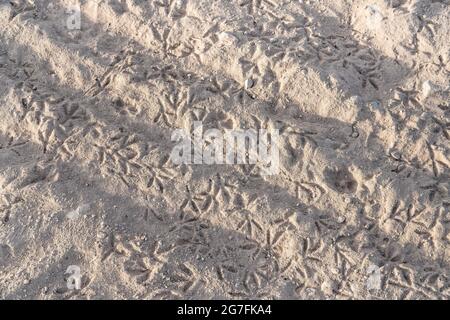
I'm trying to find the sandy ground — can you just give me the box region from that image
[0,0,449,300]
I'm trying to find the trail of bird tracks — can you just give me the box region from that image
[0,0,449,299]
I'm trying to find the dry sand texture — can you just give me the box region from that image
[0,0,449,299]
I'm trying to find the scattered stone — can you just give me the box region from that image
[244,78,254,90]
[66,203,91,220]
[321,279,337,295]
[370,100,382,109]
[337,216,346,224]
[305,288,316,296]
[389,150,402,161]
[422,80,437,99]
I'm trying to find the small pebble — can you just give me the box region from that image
[337,216,346,224]
[350,130,359,138]
[305,288,316,296]
[422,80,437,99]
[244,78,254,90]
[390,150,402,161]
[66,203,91,220]
[370,100,382,109]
